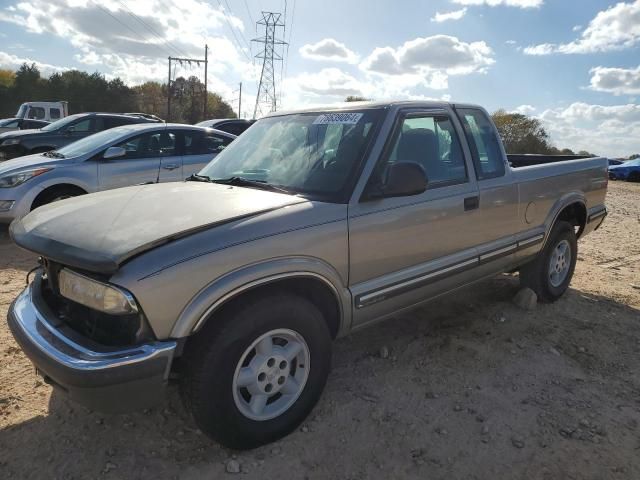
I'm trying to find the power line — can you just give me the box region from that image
[279,0,287,105]
[95,4,172,58]
[282,0,295,99]
[242,0,255,27]
[216,0,252,61]
[115,0,189,58]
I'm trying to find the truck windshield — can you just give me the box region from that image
[199,109,383,200]
[16,104,27,119]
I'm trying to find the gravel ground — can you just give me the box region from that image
[0,181,639,480]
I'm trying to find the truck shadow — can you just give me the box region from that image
[1,275,640,479]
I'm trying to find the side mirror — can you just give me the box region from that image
[102,146,126,160]
[377,162,427,198]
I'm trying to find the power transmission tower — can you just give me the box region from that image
[252,12,287,119]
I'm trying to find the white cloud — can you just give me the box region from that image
[572,25,582,32]
[0,50,67,76]
[299,38,359,64]
[431,8,467,22]
[505,39,517,45]
[522,43,555,55]
[589,65,640,96]
[286,68,368,98]
[280,67,454,110]
[524,0,640,55]
[452,0,543,7]
[513,104,536,114]
[0,0,254,96]
[360,35,494,90]
[539,102,640,157]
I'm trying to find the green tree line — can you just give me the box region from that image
[0,63,236,124]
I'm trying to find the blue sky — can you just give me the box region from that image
[0,0,639,157]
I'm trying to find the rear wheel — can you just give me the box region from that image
[628,171,640,182]
[181,292,332,449]
[519,220,577,302]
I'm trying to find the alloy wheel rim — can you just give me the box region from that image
[548,239,571,287]
[232,328,310,421]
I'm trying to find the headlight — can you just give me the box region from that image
[1,139,20,146]
[0,167,51,188]
[58,269,139,315]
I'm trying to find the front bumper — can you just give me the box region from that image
[7,279,177,412]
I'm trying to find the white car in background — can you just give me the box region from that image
[0,123,235,222]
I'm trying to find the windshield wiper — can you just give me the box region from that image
[186,173,212,182]
[42,150,65,158]
[211,176,293,195]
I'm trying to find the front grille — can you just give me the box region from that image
[39,262,150,347]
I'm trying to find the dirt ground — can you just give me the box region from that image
[0,181,638,480]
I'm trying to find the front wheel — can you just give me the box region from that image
[519,220,577,302]
[181,292,332,449]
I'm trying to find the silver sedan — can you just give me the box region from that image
[0,123,235,223]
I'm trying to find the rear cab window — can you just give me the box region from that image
[456,108,505,180]
[28,107,46,120]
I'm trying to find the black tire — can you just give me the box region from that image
[31,186,84,210]
[519,220,577,303]
[628,171,640,182]
[180,292,332,450]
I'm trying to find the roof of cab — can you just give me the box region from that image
[265,99,484,117]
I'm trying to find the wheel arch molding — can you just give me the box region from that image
[543,192,587,245]
[170,257,351,339]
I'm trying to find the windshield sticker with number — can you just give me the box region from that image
[313,113,363,125]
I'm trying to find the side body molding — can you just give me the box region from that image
[170,256,351,338]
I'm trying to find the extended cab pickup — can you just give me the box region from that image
[7,101,608,449]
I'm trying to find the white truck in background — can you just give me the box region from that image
[16,101,68,122]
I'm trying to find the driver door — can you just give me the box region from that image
[348,109,481,326]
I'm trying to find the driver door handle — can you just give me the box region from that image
[162,164,179,171]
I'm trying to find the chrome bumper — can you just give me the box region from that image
[7,280,177,412]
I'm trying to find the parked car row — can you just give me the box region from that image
[0,113,162,161]
[0,116,238,222]
[196,118,255,136]
[608,158,640,181]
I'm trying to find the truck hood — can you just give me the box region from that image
[10,182,307,274]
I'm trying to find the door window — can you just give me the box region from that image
[457,108,505,180]
[50,108,61,120]
[70,118,93,133]
[184,131,231,155]
[115,131,176,159]
[379,113,467,187]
